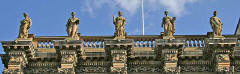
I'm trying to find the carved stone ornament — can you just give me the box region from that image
[61,55,75,63]
[111,67,127,74]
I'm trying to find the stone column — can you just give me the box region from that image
[54,40,82,74]
[155,39,185,74]
[207,38,237,74]
[1,39,34,74]
[104,39,134,74]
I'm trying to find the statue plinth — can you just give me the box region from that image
[161,32,175,39]
[114,36,125,40]
[210,35,225,39]
[207,32,225,39]
[15,38,33,41]
[65,37,79,40]
[162,36,175,39]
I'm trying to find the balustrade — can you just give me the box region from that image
[83,40,105,48]
[31,35,209,49]
[184,38,205,48]
[134,40,155,48]
[36,40,54,48]
[33,37,65,48]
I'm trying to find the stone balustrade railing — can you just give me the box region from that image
[81,36,112,48]
[83,40,105,48]
[126,35,158,48]
[174,35,207,48]
[33,36,66,48]
[30,35,238,49]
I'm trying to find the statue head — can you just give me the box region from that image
[173,17,176,21]
[213,11,217,16]
[71,12,76,17]
[23,13,28,18]
[164,11,168,16]
[118,11,122,16]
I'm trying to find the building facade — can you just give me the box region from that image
[1,11,240,74]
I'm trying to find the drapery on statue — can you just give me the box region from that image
[210,11,223,36]
[161,11,176,36]
[18,13,32,39]
[113,11,126,38]
[66,12,80,38]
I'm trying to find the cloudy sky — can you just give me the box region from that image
[0,0,240,71]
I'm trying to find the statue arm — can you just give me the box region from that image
[66,19,70,27]
[123,18,126,25]
[210,18,214,29]
[161,18,164,27]
[27,19,32,29]
[29,19,32,27]
[218,18,223,25]
[76,19,80,24]
[113,16,116,24]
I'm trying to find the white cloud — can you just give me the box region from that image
[81,0,96,17]
[158,0,198,16]
[82,0,199,17]
[115,0,141,14]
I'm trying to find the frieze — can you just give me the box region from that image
[3,69,23,74]
[207,38,237,45]
[155,39,185,47]
[104,39,134,45]
[58,68,75,74]
[1,41,32,46]
[111,66,127,74]
[76,67,107,73]
[25,68,58,73]
[128,66,162,72]
[181,66,212,72]
[54,40,82,46]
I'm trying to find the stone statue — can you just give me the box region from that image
[171,17,176,34]
[66,12,80,38]
[210,11,223,36]
[161,11,176,36]
[113,11,127,38]
[18,13,32,39]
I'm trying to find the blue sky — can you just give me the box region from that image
[0,0,240,72]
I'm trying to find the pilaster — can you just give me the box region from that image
[1,39,34,74]
[104,39,134,74]
[207,37,237,74]
[54,39,82,74]
[155,39,185,74]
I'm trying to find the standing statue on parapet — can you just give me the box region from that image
[210,11,223,36]
[113,11,126,38]
[66,12,80,38]
[161,11,176,36]
[18,13,32,39]
[171,17,176,35]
